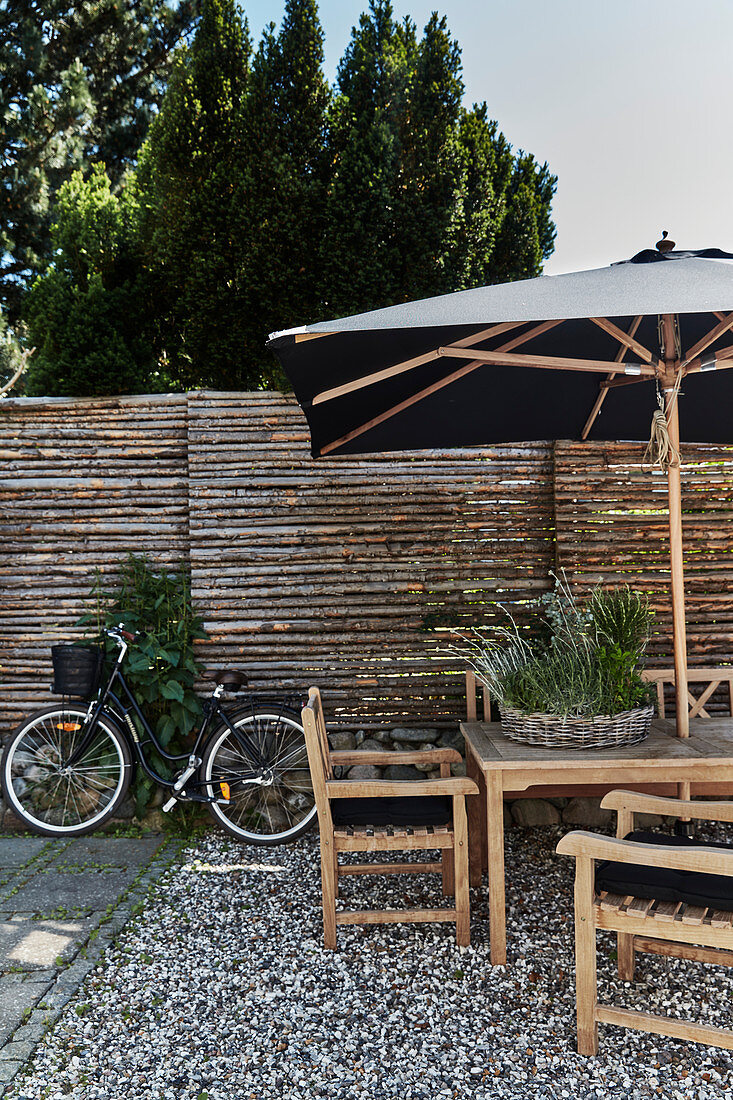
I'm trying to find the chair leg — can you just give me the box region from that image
[321,835,337,949]
[333,846,339,899]
[617,932,635,980]
[441,849,455,897]
[453,796,470,947]
[575,856,598,1055]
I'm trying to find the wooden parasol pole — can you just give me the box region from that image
[661,314,689,740]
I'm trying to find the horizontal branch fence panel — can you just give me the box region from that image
[554,440,733,713]
[187,393,554,726]
[1,393,731,731]
[0,395,189,727]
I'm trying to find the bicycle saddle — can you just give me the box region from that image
[201,669,248,690]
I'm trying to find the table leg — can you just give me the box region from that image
[486,771,506,965]
[466,750,485,888]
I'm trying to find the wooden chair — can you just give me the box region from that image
[301,687,478,948]
[642,667,733,719]
[557,789,733,1054]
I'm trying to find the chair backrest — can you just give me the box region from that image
[301,686,333,823]
[465,669,491,722]
[642,667,733,719]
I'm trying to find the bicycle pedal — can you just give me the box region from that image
[162,797,178,813]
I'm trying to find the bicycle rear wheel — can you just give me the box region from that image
[202,708,316,845]
[1,706,132,837]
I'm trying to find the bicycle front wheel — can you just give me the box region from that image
[202,709,316,845]
[1,706,132,837]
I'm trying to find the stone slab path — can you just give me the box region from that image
[0,834,182,1095]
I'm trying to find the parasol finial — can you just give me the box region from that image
[656,230,676,253]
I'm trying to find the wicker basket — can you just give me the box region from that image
[51,644,104,699]
[500,704,654,750]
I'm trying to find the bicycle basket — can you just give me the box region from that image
[51,644,104,698]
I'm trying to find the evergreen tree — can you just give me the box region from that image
[322,0,556,318]
[322,1,417,316]
[139,0,330,389]
[491,154,557,282]
[136,0,255,389]
[0,0,199,320]
[244,0,331,344]
[24,165,156,396]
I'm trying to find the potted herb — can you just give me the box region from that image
[460,581,656,749]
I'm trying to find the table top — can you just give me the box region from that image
[461,718,733,774]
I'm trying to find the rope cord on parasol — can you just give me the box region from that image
[643,372,683,471]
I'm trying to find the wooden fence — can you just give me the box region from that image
[1,393,732,731]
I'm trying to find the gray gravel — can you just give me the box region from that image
[5,825,733,1100]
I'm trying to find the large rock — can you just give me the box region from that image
[356,738,385,754]
[370,729,393,744]
[383,764,423,781]
[389,728,439,743]
[415,743,441,773]
[511,798,561,826]
[438,728,464,752]
[328,731,356,751]
[562,797,613,828]
[347,764,382,780]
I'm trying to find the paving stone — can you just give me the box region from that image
[0,1059,22,1084]
[48,836,162,871]
[10,1022,45,1045]
[0,916,95,969]
[0,840,48,868]
[0,870,137,914]
[0,1040,38,1062]
[0,975,45,1037]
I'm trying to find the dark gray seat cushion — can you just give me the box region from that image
[330,795,452,828]
[596,830,733,911]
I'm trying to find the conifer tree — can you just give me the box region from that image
[139,0,331,389]
[244,0,331,342]
[322,0,556,318]
[136,0,253,389]
[491,154,557,282]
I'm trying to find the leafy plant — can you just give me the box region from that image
[458,581,655,719]
[78,554,207,815]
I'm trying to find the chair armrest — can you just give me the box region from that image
[601,789,733,824]
[556,830,733,877]
[325,777,478,799]
[330,749,462,766]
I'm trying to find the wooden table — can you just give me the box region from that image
[461,717,733,965]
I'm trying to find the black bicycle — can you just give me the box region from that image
[0,626,316,844]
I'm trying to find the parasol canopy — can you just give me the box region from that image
[268,240,733,741]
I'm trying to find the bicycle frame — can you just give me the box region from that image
[64,639,268,794]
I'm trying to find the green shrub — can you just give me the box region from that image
[459,582,655,719]
[79,554,207,815]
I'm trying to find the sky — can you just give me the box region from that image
[240,0,733,276]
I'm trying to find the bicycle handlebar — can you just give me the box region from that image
[106,625,137,643]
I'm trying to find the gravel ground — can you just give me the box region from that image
[6,825,733,1100]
